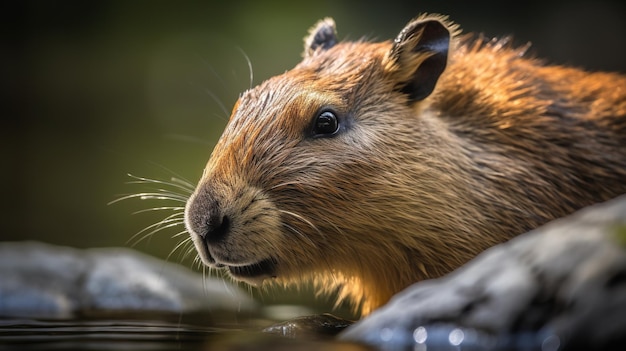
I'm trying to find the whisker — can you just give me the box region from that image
[143,162,196,190]
[129,220,185,247]
[167,235,195,264]
[181,241,199,262]
[268,181,301,191]
[126,213,185,246]
[110,171,197,266]
[171,228,191,238]
[205,88,230,118]
[235,46,254,89]
[147,216,182,233]
[109,192,188,205]
[136,212,184,232]
[279,209,323,237]
[201,265,208,294]
[282,222,316,247]
[170,178,194,190]
[167,234,193,261]
[126,220,184,247]
[199,56,228,91]
[132,206,185,215]
[193,254,203,271]
[126,173,195,194]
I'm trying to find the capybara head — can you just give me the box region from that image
[184,14,626,314]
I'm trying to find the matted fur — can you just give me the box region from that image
[184,14,626,315]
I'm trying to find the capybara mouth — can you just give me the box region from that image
[194,238,218,267]
[227,258,277,282]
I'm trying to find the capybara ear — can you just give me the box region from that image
[303,18,338,58]
[386,14,454,102]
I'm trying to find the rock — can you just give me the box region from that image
[263,313,355,338]
[340,195,626,350]
[0,241,256,318]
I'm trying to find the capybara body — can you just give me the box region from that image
[184,14,626,314]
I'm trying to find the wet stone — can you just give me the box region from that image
[0,241,256,318]
[340,195,626,351]
[263,313,355,338]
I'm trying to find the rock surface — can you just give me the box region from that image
[0,241,256,318]
[340,195,626,350]
[263,313,355,338]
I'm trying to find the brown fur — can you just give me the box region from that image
[184,14,626,315]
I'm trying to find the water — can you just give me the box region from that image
[1,318,216,350]
[0,313,370,351]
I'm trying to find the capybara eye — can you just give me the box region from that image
[314,110,339,136]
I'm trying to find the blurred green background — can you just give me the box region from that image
[3,0,625,313]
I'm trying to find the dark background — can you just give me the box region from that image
[2,0,625,312]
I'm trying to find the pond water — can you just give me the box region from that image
[0,312,370,351]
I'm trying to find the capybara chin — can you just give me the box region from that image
[184,14,626,315]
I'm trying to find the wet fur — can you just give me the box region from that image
[185,14,626,315]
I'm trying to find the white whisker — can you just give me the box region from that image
[127,223,184,247]
[279,209,322,235]
[181,241,199,262]
[200,57,227,90]
[142,164,196,190]
[282,222,316,247]
[167,235,193,261]
[269,181,300,191]
[126,213,185,246]
[109,192,188,205]
[133,211,183,231]
[205,89,230,118]
[126,173,195,194]
[171,228,190,238]
[110,171,197,266]
[132,206,185,215]
[235,46,254,89]
[193,255,203,271]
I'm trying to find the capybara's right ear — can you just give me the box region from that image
[303,18,338,58]
[385,14,455,103]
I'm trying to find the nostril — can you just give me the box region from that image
[185,192,231,244]
[205,214,231,244]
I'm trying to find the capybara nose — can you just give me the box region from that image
[203,213,231,244]
[185,194,231,245]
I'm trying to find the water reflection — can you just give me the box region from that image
[413,326,427,344]
[0,317,372,351]
[357,323,564,351]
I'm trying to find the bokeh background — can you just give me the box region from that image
[3,0,625,314]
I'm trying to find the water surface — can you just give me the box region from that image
[0,312,369,351]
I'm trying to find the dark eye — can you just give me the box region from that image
[313,110,339,136]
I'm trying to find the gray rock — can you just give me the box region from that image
[0,241,256,318]
[340,195,626,350]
